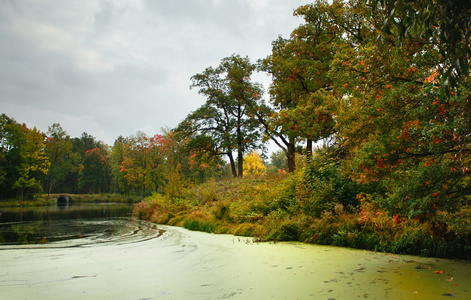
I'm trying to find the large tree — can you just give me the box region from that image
[0,114,49,200]
[117,132,167,196]
[187,54,263,177]
[74,133,111,194]
[79,146,112,194]
[370,0,471,90]
[257,1,339,171]
[44,123,76,200]
[323,0,471,219]
[110,136,128,194]
[13,126,49,201]
[0,114,22,199]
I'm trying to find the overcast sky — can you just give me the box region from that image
[0,0,308,145]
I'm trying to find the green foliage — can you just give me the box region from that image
[110,136,127,194]
[163,164,186,202]
[0,115,50,201]
[269,150,288,172]
[79,147,108,194]
[186,54,263,178]
[278,220,301,241]
[269,154,378,218]
[183,218,217,234]
[114,132,167,196]
[269,173,299,213]
[213,202,231,221]
[132,172,471,259]
[370,0,471,90]
[44,123,76,198]
[232,223,264,237]
[304,157,377,211]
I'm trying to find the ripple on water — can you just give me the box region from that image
[0,218,164,250]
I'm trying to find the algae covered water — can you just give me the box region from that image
[1,220,470,299]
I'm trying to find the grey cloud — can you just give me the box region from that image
[1,0,308,145]
[94,2,115,33]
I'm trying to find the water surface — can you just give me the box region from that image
[0,203,161,248]
[1,223,470,299]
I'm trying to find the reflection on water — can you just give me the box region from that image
[0,203,162,248]
[10,221,44,244]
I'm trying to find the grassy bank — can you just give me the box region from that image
[134,174,471,260]
[0,193,142,207]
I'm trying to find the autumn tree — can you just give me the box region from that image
[257,0,338,171]
[110,136,128,194]
[144,134,167,192]
[56,132,104,194]
[117,132,167,196]
[0,115,49,200]
[79,147,110,194]
[187,54,263,177]
[71,133,111,194]
[323,0,471,219]
[243,151,266,176]
[370,0,471,90]
[0,114,22,199]
[177,104,237,175]
[44,123,77,200]
[13,126,49,201]
[158,129,190,200]
[184,134,224,183]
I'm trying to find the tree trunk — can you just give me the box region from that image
[237,104,244,178]
[46,180,52,202]
[287,139,296,173]
[238,147,243,178]
[46,171,55,202]
[237,126,243,178]
[306,139,313,163]
[227,152,238,177]
[20,186,25,202]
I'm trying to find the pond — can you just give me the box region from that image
[0,205,470,299]
[0,203,161,247]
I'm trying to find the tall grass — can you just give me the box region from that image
[133,172,471,259]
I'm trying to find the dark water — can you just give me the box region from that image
[0,203,161,248]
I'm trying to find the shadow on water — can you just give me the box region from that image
[0,203,163,249]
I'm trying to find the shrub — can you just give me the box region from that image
[131,172,471,259]
[277,220,301,241]
[183,218,217,233]
[133,198,160,220]
[233,223,264,237]
[269,173,299,213]
[213,202,231,221]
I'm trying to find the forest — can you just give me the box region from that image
[1,0,471,258]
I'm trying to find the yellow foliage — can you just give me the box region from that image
[243,151,266,175]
